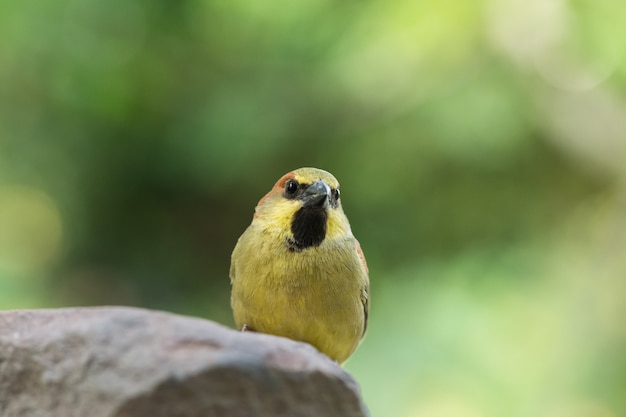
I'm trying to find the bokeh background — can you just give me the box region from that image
[2,0,626,415]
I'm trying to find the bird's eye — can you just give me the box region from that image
[333,188,340,201]
[285,179,299,196]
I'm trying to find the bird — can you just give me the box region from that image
[230,167,369,364]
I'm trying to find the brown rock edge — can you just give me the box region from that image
[0,306,370,417]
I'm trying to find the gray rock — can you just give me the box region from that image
[0,307,370,417]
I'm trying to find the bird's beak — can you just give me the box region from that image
[301,181,331,209]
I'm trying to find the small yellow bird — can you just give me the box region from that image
[230,167,369,364]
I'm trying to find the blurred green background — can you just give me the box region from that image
[2,0,626,415]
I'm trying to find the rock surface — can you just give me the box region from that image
[0,307,370,417]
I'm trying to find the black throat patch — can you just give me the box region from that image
[288,207,328,251]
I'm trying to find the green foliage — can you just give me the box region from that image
[1,1,626,415]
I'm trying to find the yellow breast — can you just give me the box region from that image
[230,224,367,363]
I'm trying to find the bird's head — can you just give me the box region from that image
[253,167,352,251]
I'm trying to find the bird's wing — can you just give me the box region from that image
[361,284,369,337]
[355,239,368,274]
[356,239,369,337]
[229,240,240,284]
